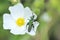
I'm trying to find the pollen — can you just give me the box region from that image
[16,18,25,26]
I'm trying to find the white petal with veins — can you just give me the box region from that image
[9,3,24,20]
[24,7,32,19]
[3,14,14,29]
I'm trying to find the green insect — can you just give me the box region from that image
[26,14,36,32]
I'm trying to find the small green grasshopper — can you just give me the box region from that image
[26,14,36,32]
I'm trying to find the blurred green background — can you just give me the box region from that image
[0,0,60,40]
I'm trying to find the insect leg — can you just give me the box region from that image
[32,25,35,32]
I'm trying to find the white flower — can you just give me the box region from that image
[41,12,51,22]
[3,3,39,36]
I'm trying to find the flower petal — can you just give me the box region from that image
[9,3,25,20]
[3,13,14,29]
[24,7,33,19]
[10,25,26,35]
[33,21,39,32]
[26,21,39,36]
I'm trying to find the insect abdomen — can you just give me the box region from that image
[28,26,32,32]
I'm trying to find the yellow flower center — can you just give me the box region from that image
[16,18,25,26]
